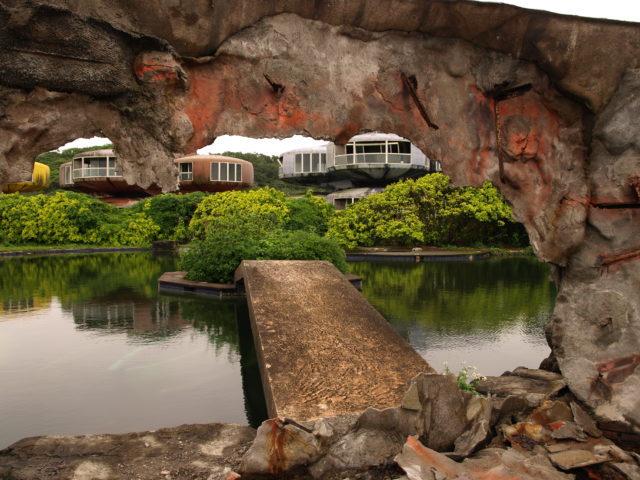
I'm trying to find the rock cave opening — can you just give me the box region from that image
[0,0,638,431]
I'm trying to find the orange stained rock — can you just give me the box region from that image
[181,63,227,150]
[548,421,567,431]
[133,51,183,85]
[404,436,462,477]
[180,61,320,152]
[267,419,287,475]
[399,436,560,480]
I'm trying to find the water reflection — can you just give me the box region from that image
[1,252,556,448]
[0,253,266,449]
[349,257,556,375]
[0,253,174,310]
[2,297,51,314]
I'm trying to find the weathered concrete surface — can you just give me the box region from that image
[235,260,434,420]
[0,423,255,480]
[0,1,639,430]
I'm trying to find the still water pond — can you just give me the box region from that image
[0,252,266,449]
[0,253,555,449]
[350,257,556,376]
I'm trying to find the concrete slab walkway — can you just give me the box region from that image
[235,260,434,421]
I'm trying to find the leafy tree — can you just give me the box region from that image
[132,192,207,240]
[326,181,425,249]
[0,191,158,246]
[327,174,527,248]
[188,187,290,238]
[284,190,335,235]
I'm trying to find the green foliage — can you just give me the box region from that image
[188,187,290,238]
[132,192,207,240]
[284,190,335,235]
[444,363,486,396]
[35,144,113,193]
[326,181,425,249]
[0,191,158,246]
[0,252,174,305]
[252,230,347,272]
[349,257,555,334]
[327,174,528,248]
[180,213,347,284]
[180,215,272,284]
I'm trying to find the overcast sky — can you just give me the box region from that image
[59,1,639,156]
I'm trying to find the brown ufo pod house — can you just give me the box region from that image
[175,154,253,193]
[60,151,253,205]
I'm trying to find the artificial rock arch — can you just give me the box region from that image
[0,1,638,428]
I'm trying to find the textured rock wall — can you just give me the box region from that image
[0,0,638,429]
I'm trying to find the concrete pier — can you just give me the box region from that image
[235,260,434,421]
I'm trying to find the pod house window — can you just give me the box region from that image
[211,162,242,182]
[179,162,193,181]
[72,156,119,178]
[294,153,327,173]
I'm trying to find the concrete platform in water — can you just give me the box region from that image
[234,260,434,421]
[158,270,363,296]
[347,248,491,262]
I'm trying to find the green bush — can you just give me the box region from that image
[180,215,347,284]
[132,192,207,240]
[284,190,335,235]
[179,213,280,283]
[188,187,290,238]
[326,181,425,249]
[253,230,347,272]
[327,174,527,249]
[0,191,158,246]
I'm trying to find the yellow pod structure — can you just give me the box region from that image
[2,162,51,194]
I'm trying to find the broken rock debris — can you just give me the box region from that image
[2,370,638,479]
[237,370,640,479]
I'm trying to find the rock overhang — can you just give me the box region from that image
[0,0,638,431]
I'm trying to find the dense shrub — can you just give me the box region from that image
[326,182,424,249]
[253,230,347,272]
[188,187,290,238]
[327,174,527,249]
[132,192,207,240]
[180,214,346,284]
[0,191,158,246]
[284,190,335,235]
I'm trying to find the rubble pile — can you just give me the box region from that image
[238,370,640,479]
[2,370,638,479]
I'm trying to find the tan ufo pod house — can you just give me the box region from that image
[174,154,253,193]
[60,150,254,205]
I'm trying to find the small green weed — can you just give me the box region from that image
[443,362,486,397]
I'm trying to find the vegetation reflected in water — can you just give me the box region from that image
[1,253,555,449]
[349,257,556,375]
[0,253,266,449]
